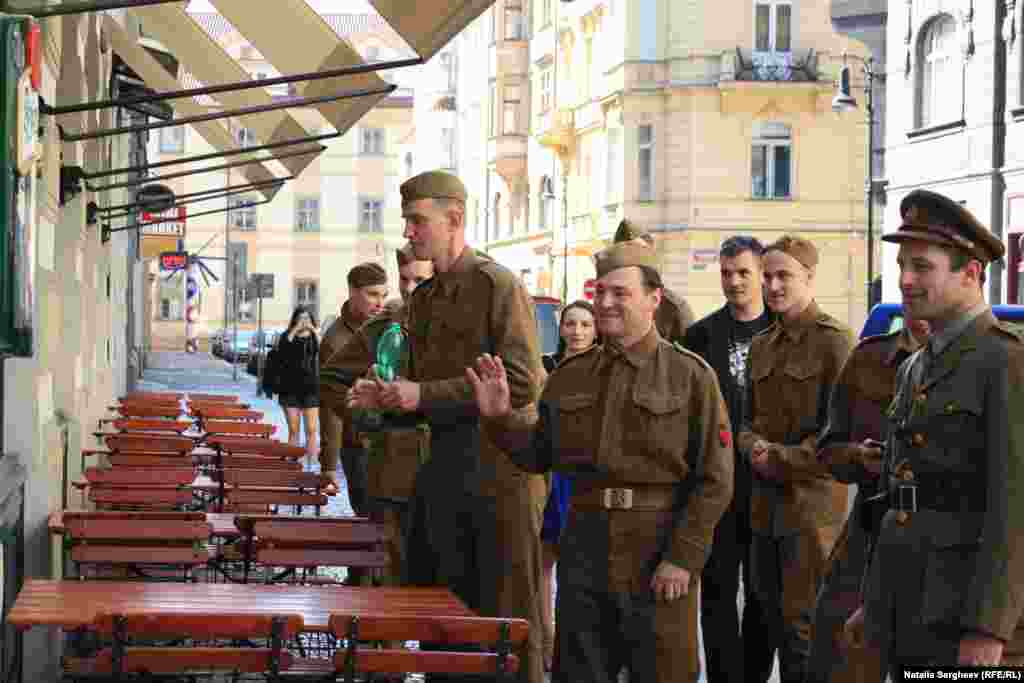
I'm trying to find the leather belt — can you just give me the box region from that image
[571,484,677,511]
[888,472,984,514]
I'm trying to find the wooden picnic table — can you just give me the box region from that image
[9,580,474,633]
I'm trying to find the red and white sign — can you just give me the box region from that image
[583,279,596,300]
[140,206,186,237]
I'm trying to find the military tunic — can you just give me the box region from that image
[485,325,734,683]
[864,308,1024,672]
[319,298,429,586]
[319,300,367,511]
[737,300,854,683]
[404,246,547,683]
[805,329,918,683]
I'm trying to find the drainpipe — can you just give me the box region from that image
[990,2,1008,304]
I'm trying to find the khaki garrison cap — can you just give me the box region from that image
[765,235,819,271]
[594,241,660,278]
[882,189,1005,263]
[400,170,467,203]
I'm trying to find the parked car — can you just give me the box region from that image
[247,329,284,375]
[533,296,561,356]
[221,330,256,363]
[860,302,1024,339]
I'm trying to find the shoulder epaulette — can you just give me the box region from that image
[670,340,715,373]
[993,320,1024,342]
[816,314,846,331]
[855,330,901,349]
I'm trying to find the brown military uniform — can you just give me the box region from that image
[319,300,367,512]
[805,329,920,683]
[737,300,854,683]
[320,298,429,586]
[404,246,547,683]
[485,325,734,683]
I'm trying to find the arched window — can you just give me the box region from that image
[918,14,961,128]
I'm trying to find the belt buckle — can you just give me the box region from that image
[895,484,917,513]
[602,488,633,510]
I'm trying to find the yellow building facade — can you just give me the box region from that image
[469,0,873,328]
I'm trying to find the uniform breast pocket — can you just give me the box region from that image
[925,393,984,468]
[556,394,598,464]
[439,317,485,364]
[781,360,823,421]
[629,392,687,461]
[920,519,983,627]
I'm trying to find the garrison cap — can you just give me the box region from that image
[347,262,387,290]
[594,241,660,278]
[882,189,1005,263]
[400,170,467,204]
[395,244,428,268]
[614,219,654,245]
[765,235,819,271]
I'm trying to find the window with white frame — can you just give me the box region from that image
[539,67,553,113]
[360,128,385,155]
[294,279,319,320]
[751,121,792,199]
[503,83,522,134]
[230,195,258,231]
[754,1,792,53]
[295,196,321,232]
[505,1,525,40]
[359,198,384,233]
[918,14,960,129]
[606,127,621,201]
[541,0,552,27]
[489,81,499,137]
[637,124,654,201]
[236,126,257,148]
[159,126,185,153]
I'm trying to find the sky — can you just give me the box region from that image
[186,0,375,11]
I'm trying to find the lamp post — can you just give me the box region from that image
[832,55,882,311]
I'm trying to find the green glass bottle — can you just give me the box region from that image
[375,322,406,382]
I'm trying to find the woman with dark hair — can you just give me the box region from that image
[275,305,322,467]
[540,299,600,670]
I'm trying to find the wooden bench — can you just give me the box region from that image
[103,434,196,455]
[328,614,527,681]
[189,405,263,422]
[88,486,196,511]
[216,455,302,471]
[109,404,183,419]
[120,392,183,402]
[207,437,304,459]
[187,393,240,402]
[189,400,251,412]
[202,420,276,438]
[84,466,195,486]
[97,419,195,434]
[62,511,212,581]
[107,453,196,468]
[234,515,389,584]
[65,612,302,681]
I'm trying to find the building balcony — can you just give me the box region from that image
[488,133,529,184]
[535,108,574,152]
[727,48,820,83]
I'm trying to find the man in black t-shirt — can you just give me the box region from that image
[684,235,776,683]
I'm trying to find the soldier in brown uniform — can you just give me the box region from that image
[853,190,1024,673]
[805,315,929,683]
[318,263,389,510]
[347,171,547,683]
[319,245,433,586]
[736,235,855,683]
[467,240,734,683]
[614,219,695,342]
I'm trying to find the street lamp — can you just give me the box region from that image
[832,54,883,310]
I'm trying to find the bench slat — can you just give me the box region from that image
[227,490,327,507]
[71,546,209,565]
[251,519,389,546]
[84,467,195,486]
[255,547,388,568]
[79,648,295,675]
[67,518,209,541]
[90,488,194,507]
[328,615,530,646]
[332,649,521,675]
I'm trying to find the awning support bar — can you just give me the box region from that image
[96,178,287,214]
[101,178,290,219]
[4,0,182,18]
[59,84,397,142]
[105,197,272,234]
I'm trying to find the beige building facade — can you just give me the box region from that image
[150,13,417,350]
[451,0,873,328]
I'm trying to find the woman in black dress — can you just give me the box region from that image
[275,306,321,467]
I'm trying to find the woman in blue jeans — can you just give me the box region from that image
[539,300,600,670]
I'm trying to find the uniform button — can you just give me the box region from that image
[901,469,915,481]
[895,511,910,525]
[912,433,925,447]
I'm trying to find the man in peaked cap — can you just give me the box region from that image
[468,238,734,682]
[347,170,548,683]
[853,189,1024,673]
[613,219,696,342]
[737,234,855,683]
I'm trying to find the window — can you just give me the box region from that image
[440,52,456,90]
[294,279,319,320]
[441,127,456,169]
[489,6,496,44]
[541,0,552,27]
[489,81,499,136]
[503,83,522,134]
[159,126,185,153]
[606,128,621,201]
[359,198,384,233]
[295,197,321,232]
[236,127,257,148]
[539,67,553,113]
[637,124,654,201]
[405,151,414,177]
[538,176,551,230]
[755,1,792,52]
[505,2,525,40]
[493,193,501,240]
[360,128,385,155]
[230,195,257,230]
[583,37,593,101]
[160,298,171,319]
[751,121,792,199]
[919,15,960,128]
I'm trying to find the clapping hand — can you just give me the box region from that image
[466,354,512,418]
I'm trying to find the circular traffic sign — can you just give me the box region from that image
[137,184,176,213]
